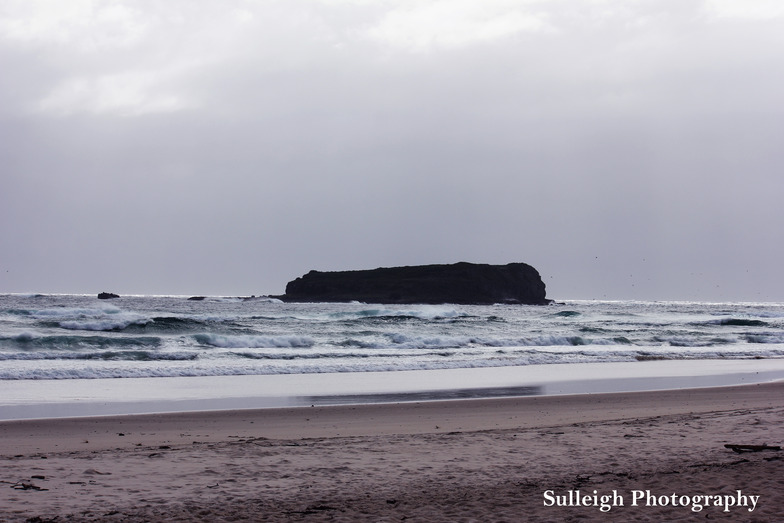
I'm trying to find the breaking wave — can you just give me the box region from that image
[193,334,316,349]
[2,295,784,380]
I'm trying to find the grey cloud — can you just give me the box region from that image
[1,1,783,300]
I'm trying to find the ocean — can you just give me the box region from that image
[2,294,783,380]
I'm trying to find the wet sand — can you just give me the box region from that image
[1,381,783,521]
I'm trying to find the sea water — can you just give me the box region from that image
[1,294,784,417]
[2,294,784,380]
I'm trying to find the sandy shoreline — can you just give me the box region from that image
[2,381,783,521]
[5,359,784,421]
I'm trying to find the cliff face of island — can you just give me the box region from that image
[279,262,550,305]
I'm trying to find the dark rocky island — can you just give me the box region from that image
[97,292,120,299]
[278,262,550,305]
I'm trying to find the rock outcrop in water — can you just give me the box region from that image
[279,262,550,305]
[97,292,120,299]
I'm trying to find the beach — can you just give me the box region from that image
[2,381,783,522]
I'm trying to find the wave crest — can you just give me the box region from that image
[193,334,315,349]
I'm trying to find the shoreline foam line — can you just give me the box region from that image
[2,359,784,420]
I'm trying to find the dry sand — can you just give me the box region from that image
[1,382,783,522]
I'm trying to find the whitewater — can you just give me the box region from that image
[2,294,784,381]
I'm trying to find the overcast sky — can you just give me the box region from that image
[1,0,783,301]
